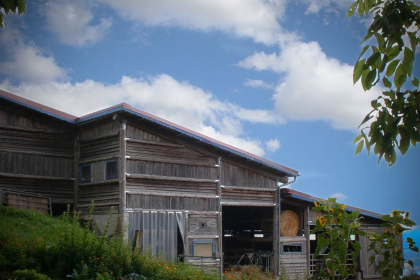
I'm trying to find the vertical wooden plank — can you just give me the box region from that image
[217,157,223,276]
[304,206,310,273]
[74,136,80,209]
[273,182,280,276]
[119,120,127,232]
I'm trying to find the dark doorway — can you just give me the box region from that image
[222,206,274,270]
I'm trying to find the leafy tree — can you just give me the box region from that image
[368,210,418,280]
[348,0,420,167]
[0,0,26,28]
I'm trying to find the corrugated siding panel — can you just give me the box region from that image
[129,211,178,262]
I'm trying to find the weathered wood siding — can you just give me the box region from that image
[221,162,277,205]
[77,119,120,213]
[221,188,275,205]
[221,161,276,189]
[280,237,307,278]
[125,124,219,212]
[0,107,75,203]
[359,226,383,279]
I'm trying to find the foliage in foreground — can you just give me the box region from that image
[368,210,418,280]
[0,205,219,280]
[348,0,420,166]
[0,0,26,28]
[312,198,365,280]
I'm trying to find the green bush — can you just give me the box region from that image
[13,269,51,280]
[0,205,222,280]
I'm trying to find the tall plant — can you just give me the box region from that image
[312,198,365,280]
[368,210,418,280]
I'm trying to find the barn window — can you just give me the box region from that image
[106,160,118,179]
[282,243,304,254]
[80,164,91,183]
[192,240,215,257]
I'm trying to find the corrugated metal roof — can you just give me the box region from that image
[0,90,299,177]
[0,89,77,123]
[281,188,382,219]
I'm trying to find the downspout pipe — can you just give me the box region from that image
[277,176,297,277]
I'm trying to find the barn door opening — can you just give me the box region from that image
[222,206,274,270]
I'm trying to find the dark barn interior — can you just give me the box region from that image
[222,206,274,270]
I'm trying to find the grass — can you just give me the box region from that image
[0,205,274,280]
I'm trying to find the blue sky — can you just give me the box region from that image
[0,0,419,246]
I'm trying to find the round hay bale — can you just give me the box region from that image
[280,210,299,237]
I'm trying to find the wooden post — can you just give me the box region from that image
[133,230,143,251]
[304,206,310,273]
[119,120,127,234]
[217,157,223,276]
[273,181,280,276]
[74,135,80,210]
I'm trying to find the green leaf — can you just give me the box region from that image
[362,130,371,155]
[408,260,414,267]
[353,134,363,144]
[355,139,364,155]
[398,126,410,155]
[402,47,414,77]
[367,52,381,67]
[347,2,358,17]
[358,1,365,18]
[382,77,392,88]
[361,31,374,44]
[364,69,377,90]
[412,77,419,88]
[354,59,366,84]
[359,109,375,128]
[387,46,401,61]
[386,60,399,77]
[374,139,382,155]
[408,32,418,54]
[371,99,380,109]
[394,64,407,89]
[376,34,386,52]
[384,147,396,166]
[378,55,388,73]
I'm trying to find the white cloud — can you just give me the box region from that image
[238,52,284,72]
[0,74,284,156]
[238,41,382,131]
[330,192,348,201]
[298,0,349,14]
[95,0,296,45]
[42,0,112,47]
[265,138,281,152]
[244,79,274,89]
[0,29,68,83]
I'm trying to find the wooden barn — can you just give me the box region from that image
[0,90,386,278]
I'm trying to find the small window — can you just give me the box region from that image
[106,160,118,179]
[192,240,215,257]
[80,164,91,183]
[282,243,304,254]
